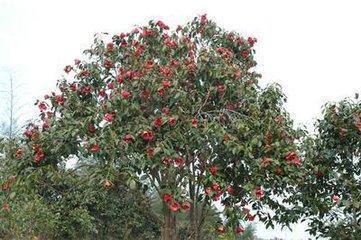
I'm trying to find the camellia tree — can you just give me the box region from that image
[295,98,361,239]
[7,15,308,239]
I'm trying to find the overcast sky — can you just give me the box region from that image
[1,0,360,239]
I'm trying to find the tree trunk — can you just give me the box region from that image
[161,202,177,240]
[188,202,202,240]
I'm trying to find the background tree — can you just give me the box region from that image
[296,97,360,239]
[7,15,307,240]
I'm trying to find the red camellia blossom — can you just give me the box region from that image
[106,42,114,51]
[212,182,221,191]
[163,156,173,166]
[55,95,65,105]
[104,59,113,68]
[146,147,155,157]
[145,59,154,69]
[15,148,23,159]
[104,113,114,122]
[64,65,72,73]
[162,107,170,114]
[90,144,100,153]
[216,85,226,93]
[74,59,81,65]
[175,156,185,167]
[140,130,154,141]
[260,157,272,167]
[241,50,250,58]
[235,227,245,235]
[226,186,234,195]
[285,151,301,167]
[181,201,191,212]
[163,193,173,202]
[168,117,176,126]
[255,186,264,199]
[98,88,106,97]
[153,117,163,127]
[38,102,47,111]
[209,166,218,176]
[123,134,134,142]
[156,20,169,30]
[157,87,165,96]
[88,124,96,133]
[169,201,180,212]
[121,90,132,99]
[161,66,172,77]
[332,195,340,203]
[162,80,171,88]
[2,203,10,211]
[191,118,198,127]
[247,214,256,221]
[140,89,151,99]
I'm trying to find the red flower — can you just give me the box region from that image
[88,124,96,133]
[121,90,132,99]
[169,201,180,212]
[106,42,114,51]
[235,227,245,235]
[15,148,23,159]
[90,144,100,153]
[64,65,72,73]
[161,67,172,77]
[168,117,176,126]
[153,117,163,127]
[145,60,154,69]
[140,130,154,141]
[247,214,256,221]
[38,102,47,111]
[108,82,114,89]
[157,87,165,96]
[163,156,173,166]
[98,89,106,97]
[156,20,169,30]
[241,50,249,58]
[55,95,65,105]
[209,166,218,176]
[74,59,81,65]
[212,182,220,191]
[212,192,222,201]
[69,83,77,92]
[226,186,234,195]
[332,195,340,203]
[104,113,114,122]
[140,89,151,99]
[123,134,134,142]
[191,118,198,127]
[216,85,226,93]
[104,59,113,68]
[261,157,272,167]
[255,187,264,199]
[163,193,173,202]
[2,203,10,211]
[162,80,171,88]
[285,151,301,167]
[34,149,45,163]
[162,107,170,114]
[146,147,155,157]
[175,156,185,167]
[247,37,257,46]
[181,201,191,212]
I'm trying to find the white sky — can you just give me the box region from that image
[1,0,360,239]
